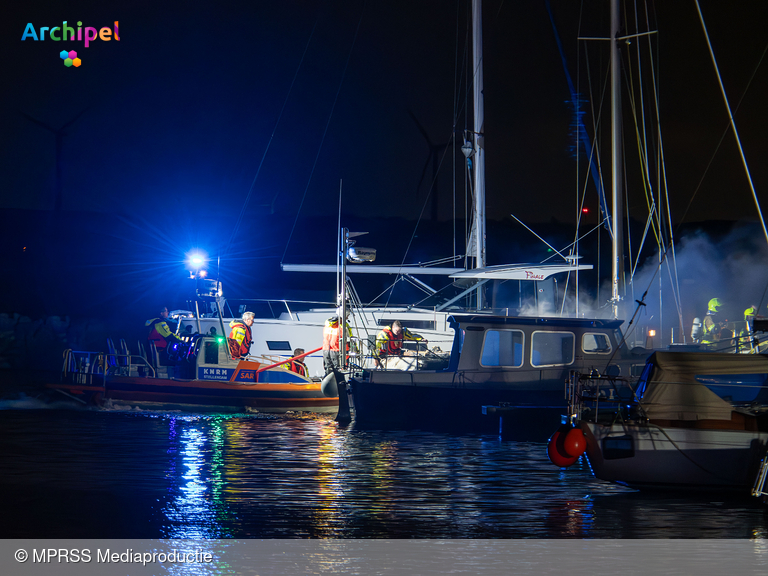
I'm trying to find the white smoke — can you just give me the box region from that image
[619,223,768,347]
[507,223,768,348]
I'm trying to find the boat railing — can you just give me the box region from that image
[61,349,107,387]
[753,448,768,502]
[215,298,337,321]
[108,352,157,379]
[566,370,640,426]
[694,320,764,354]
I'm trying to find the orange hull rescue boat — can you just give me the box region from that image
[46,338,338,413]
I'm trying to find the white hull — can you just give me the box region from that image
[180,306,456,378]
[582,421,768,490]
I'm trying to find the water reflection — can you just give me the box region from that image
[0,408,767,538]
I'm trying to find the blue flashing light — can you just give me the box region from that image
[189,255,205,268]
[185,250,208,271]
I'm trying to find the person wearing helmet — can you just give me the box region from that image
[738,305,758,351]
[322,315,345,376]
[701,298,723,344]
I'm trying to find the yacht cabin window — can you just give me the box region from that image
[582,333,612,354]
[480,329,524,367]
[266,341,292,351]
[531,331,575,367]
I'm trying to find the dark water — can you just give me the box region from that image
[1,397,767,539]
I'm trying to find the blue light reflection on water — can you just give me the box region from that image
[0,406,767,539]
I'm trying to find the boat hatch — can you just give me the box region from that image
[602,435,635,460]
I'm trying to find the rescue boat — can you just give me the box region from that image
[46,336,338,413]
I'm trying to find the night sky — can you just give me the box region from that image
[3,1,768,328]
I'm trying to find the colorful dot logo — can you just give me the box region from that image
[59,49,81,67]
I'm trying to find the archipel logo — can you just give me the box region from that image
[21,21,120,68]
[60,50,81,68]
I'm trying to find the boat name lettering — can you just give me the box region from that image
[525,271,545,280]
[199,368,231,380]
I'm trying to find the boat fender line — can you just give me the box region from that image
[547,424,583,468]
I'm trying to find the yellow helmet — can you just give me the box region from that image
[708,298,722,313]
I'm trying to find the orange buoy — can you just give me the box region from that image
[563,427,587,458]
[547,425,580,468]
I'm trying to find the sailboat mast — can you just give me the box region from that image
[610,0,623,319]
[472,0,486,309]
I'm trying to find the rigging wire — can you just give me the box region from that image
[641,0,685,341]
[281,2,367,266]
[674,5,768,323]
[694,0,768,248]
[676,39,768,230]
[224,18,319,260]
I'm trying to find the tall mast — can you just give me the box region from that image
[472,0,486,309]
[610,0,623,319]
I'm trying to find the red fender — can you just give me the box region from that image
[547,424,580,467]
[563,427,587,457]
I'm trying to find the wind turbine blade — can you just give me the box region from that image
[60,106,90,131]
[407,110,434,146]
[19,111,55,133]
[417,153,432,190]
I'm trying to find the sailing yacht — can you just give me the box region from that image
[344,0,659,437]
[564,351,768,491]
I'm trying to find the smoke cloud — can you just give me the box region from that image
[620,223,768,346]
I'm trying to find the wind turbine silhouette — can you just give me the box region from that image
[20,108,89,212]
[408,110,452,222]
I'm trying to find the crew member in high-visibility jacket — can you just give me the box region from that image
[228,311,255,359]
[322,316,344,375]
[701,298,724,344]
[322,306,358,374]
[739,305,758,350]
[145,306,181,351]
[282,348,308,378]
[375,320,424,367]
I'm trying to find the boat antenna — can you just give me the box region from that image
[337,180,342,304]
